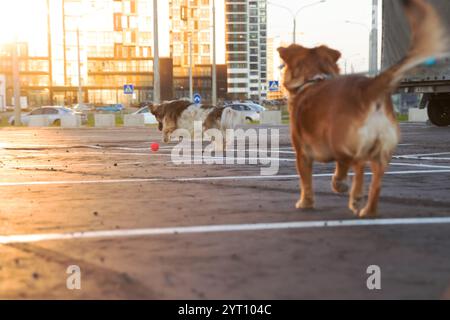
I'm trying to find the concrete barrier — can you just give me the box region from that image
[260,111,282,125]
[123,114,145,127]
[94,114,115,128]
[28,116,51,127]
[61,115,82,128]
[408,108,428,122]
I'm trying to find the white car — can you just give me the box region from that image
[228,104,260,122]
[132,106,158,124]
[72,103,94,112]
[9,106,87,126]
[243,103,266,113]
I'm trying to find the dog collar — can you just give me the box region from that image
[294,73,332,94]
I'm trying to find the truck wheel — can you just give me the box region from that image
[428,99,450,127]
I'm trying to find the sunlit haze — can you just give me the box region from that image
[0,0,379,75]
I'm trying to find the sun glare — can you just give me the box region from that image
[0,0,48,48]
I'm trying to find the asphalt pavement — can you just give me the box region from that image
[0,122,449,299]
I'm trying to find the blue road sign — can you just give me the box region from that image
[193,93,202,104]
[268,81,280,92]
[124,84,134,95]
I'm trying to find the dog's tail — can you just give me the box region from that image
[220,107,241,130]
[371,0,448,94]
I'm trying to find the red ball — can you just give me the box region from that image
[150,142,159,152]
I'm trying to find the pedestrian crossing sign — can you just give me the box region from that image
[268,81,280,92]
[124,84,134,95]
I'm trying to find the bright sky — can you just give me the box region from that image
[158,1,226,63]
[268,0,382,76]
[161,0,380,74]
[0,0,380,75]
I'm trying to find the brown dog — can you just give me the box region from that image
[278,0,447,218]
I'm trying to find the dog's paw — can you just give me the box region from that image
[295,198,314,209]
[359,207,378,219]
[349,197,365,216]
[332,178,349,194]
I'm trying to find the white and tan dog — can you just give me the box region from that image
[149,100,241,145]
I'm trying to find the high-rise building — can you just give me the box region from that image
[266,36,274,82]
[169,0,213,67]
[225,0,267,101]
[0,0,155,107]
[169,0,227,103]
[55,0,155,105]
[0,0,227,107]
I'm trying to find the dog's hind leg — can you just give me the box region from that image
[332,161,350,194]
[295,153,315,209]
[349,161,366,216]
[359,161,385,218]
[162,119,177,143]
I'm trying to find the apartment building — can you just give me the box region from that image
[168,0,227,103]
[225,0,267,101]
[0,0,227,107]
[0,0,155,107]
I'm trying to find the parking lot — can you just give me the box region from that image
[0,122,449,299]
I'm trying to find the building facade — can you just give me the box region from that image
[168,0,226,103]
[225,0,267,101]
[0,0,155,108]
[52,0,155,105]
[0,0,228,108]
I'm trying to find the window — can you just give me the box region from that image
[43,108,58,115]
[30,108,44,115]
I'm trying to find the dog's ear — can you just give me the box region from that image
[278,44,307,66]
[149,103,159,114]
[277,47,289,62]
[317,45,341,63]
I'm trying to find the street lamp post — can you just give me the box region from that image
[153,0,161,104]
[211,0,217,105]
[268,0,326,44]
[344,1,378,76]
[64,4,107,106]
[345,18,377,75]
[189,35,193,101]
[343,53,361,74]
[76,27,83,105]
[12,37,21,126]
[370,0,379,76]
[182,1,216,104]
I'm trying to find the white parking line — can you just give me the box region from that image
[395,156,450,161]
[390,162,450,169]
[0,169,449,187]
[395,152,450,158]
[6,162,450,170]
[6,162,144,169]
[1,217,450,245]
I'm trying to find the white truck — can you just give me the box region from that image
[382,0,450,126]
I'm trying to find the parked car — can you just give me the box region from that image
[228,104,260,122]
[95,104,124,113]
[72,103,94,112]
[8,106,87,125]
[132,106,158,124]
[243,103,266,113]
